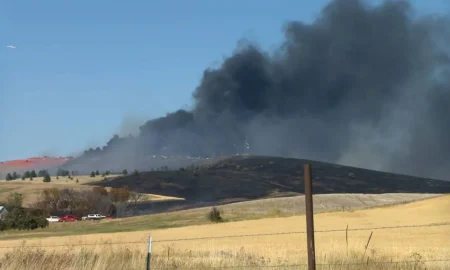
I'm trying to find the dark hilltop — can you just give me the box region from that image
[92,155,450,205]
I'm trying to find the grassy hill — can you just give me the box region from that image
[0,175,182,207]
[1,195,449,269]
[93,155,450,204]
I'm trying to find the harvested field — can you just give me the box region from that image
[0,194,449,269]
[0,193,439,240]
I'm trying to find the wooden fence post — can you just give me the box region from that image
[304,164,316,270]
[146,236,152,270]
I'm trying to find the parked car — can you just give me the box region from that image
[59,215,79,222]
[86,214,106,220]
[46,216,60,222]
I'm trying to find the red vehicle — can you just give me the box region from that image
[59,215,79,222]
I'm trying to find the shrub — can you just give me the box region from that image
[76,179,79,183]
[122,169,128,175]
[43,174,51,183]
[2,208,48,230]
[93,186,108,196]
[206,207,223,223]
[109,187,130,202]
[0,193,49,231]
[90,172,95,177]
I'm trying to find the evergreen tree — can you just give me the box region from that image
[38,170,48,177]
[43,174,51,183]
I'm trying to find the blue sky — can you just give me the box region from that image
[0,0,448,161]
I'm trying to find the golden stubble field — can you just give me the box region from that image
[0,175,182,206]
[0,194,449,269]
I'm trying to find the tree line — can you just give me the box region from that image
[5,169,49,181]
[0,186,145,231]
[3,168,132,183]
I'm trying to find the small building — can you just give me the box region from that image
[0,206,7,220]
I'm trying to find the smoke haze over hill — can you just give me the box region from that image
[70,0,450,180]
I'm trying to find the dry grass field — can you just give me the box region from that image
[0,175,182,206]
[0,193,438,240]
[0,194,449,269]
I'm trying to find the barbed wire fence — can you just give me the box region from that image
[0,223,449,269]
[0,223,448,250]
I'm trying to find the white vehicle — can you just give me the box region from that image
[46,216,60,222]
[86,214,106,220]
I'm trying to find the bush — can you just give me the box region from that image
[90,171,95,177]
[206,207,223,223]
[0,193,49,231]
[122,169,128,175]
[43,174,51,182]
[2,208,49,230]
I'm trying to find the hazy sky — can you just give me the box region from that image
[1,0,448,161]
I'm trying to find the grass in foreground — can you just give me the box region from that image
[0,241,448,270]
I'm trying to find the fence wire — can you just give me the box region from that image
[0,222,448,249]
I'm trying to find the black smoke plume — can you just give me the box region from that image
[72,0,450,179]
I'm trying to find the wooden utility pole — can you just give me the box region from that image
[304,164,316,270]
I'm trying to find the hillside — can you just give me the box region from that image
[59,153,207,175]
[94,155,450,204]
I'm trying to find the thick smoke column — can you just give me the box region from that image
[91,0,450,179]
